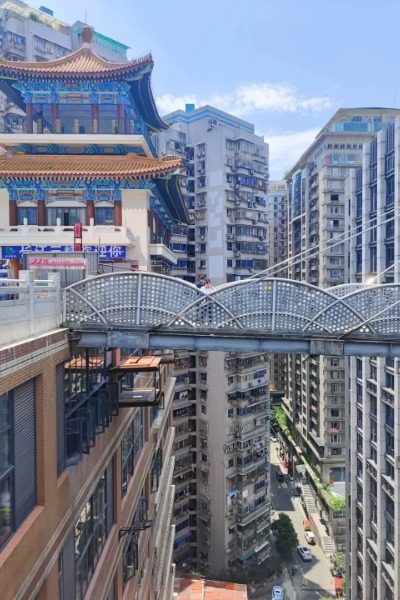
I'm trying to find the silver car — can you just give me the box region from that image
[297,545,313,561]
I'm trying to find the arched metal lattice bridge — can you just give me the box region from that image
[63,272,400,356]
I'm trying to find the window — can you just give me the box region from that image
[17,206,37,225]
[95,207,114,225]
[121,410,144,496]
[47,206,86,226]
[75,472,111,600]
[151,448,162,493]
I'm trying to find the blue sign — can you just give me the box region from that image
[1,245,126,259]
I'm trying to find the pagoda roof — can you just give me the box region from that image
[0,27,169,130]
[0,47,153,81]
[0,153,182,181]
[0,153,187,222]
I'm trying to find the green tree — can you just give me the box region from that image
[332,551,346,576]
[271,513,298,558]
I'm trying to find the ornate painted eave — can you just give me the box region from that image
[130,73,169,131]
[154,176,188,223]
[0,153,182,182]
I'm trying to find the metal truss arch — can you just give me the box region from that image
[64,272,400,346]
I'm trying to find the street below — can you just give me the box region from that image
[269,441,336,599]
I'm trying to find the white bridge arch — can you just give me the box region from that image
[63,272,400,356]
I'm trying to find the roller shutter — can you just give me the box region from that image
[13,379,36,526]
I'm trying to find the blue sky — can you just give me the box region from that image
[32,0,400,177]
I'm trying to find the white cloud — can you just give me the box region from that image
[265,128,320,179]
[156,82,335,117]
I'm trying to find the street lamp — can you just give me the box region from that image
[119,519,153,539]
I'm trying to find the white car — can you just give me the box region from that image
[271,434,278,443]
[272,585,284,600]
[304,531,316,545]
[297,545,313,561]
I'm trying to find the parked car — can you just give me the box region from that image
[297,545,313,561]
[304,531,316,545]
[271,434,278,443]
[272,585,284,600]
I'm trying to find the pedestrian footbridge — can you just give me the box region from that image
[64,272,400,356]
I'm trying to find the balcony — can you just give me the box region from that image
[149,241,178,265]
[111,356,163,408]
[0,132,153,154]
[0,222,135,250]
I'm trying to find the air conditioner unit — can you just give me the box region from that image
[209,118,218,127]
[234,251,241,257]
[249,169,254,175]
[235,200,241,206]
[233,183,240,190]
[200,235,205,241]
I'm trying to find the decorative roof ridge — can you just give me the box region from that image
[0,153,183,180]
[0,45,153,76]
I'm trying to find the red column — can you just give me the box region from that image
[26,103,33,133]
[114,202,122,226]
[92,104,99,134]
[37,201,46,226]
[51,103,60,133]
[86,199,94,223]
[117,104,125,134]
[9,201,17,226]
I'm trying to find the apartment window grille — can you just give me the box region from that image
[369,186,377,213]
[75,473,109,600]
[64,350,117,465]
[385,431,394,457]
[121,409,144,496]
[151,448,162,493]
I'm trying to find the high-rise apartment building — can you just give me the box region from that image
[285,108,400,552]
[265,181,288,399]
[346,118,400,600]
[157,104,271,573]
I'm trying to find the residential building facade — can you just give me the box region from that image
[157,104,271,573]
[285,108,400,553]
[346,118,400,600]
[265,180,288,399]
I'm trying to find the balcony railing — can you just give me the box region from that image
[0,271,61,345]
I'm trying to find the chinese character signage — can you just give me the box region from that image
[1,245,126,259]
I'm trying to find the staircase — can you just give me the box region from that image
[301,483,318,515]
[321,535,336,556]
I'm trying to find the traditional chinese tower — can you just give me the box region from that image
[0,26,185,268]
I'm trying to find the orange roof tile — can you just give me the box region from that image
[0,154,182,181]
[0,47,153,80]
[112,356,162,371]
[174,578,248,600]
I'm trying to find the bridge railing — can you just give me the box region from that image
[62,271,400,340]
